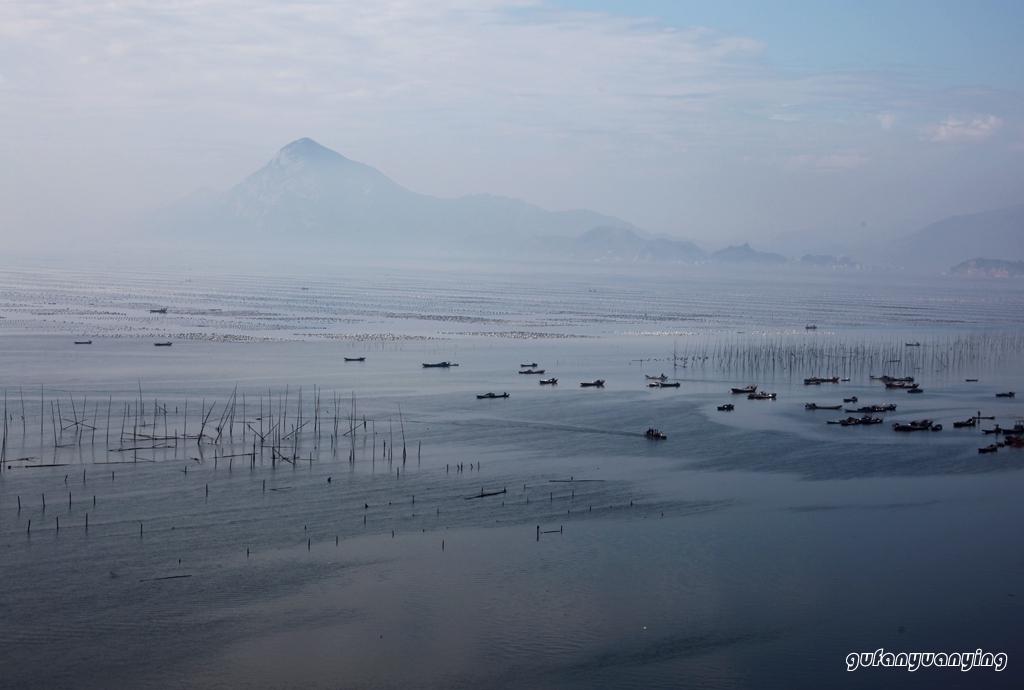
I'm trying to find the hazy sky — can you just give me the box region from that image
[2,0,1023,247]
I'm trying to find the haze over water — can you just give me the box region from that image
[1,263,1023,689]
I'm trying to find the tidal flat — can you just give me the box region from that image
[1,263,1022,689]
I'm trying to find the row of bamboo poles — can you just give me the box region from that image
[668,331,1024,377]
[0,384,415,474]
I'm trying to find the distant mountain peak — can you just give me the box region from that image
[273,138,350,168]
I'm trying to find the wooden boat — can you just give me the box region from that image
[843,396,858,403]
[982,426,1003,435]
[872,375,914,383]
[344,357,365,362]
[1004,436,1024,448]
[805,403,842,410]
[645,374,668,381]
[520,363,537,368]
[476,392,509,399]
[423,361,457,367]
[995,391,1016,398]
[830,415,883,426]
[731,385,757,394]
[892,419,933,431]
[519,369,545,374]
[644,428,667,440]
[717,404,734,411]
[657,382,680,388]
[848,404,896,413]
[150,307,167,314]
[539,378,558,385]
[978,444,998,454]
[804,376,840,385]
[905,342,920,347]
[74,340,92,345]
[580,380,605,387]
[154,342,172,347]
[748,391,776,400]
[965,378,978,382]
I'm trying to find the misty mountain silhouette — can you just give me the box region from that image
[150,138,638,255]
[894,203,1024,270]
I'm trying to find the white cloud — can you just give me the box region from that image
[927,114,1003,142]
[877,113,897,130]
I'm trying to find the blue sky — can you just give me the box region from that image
[554,0,1024,89]
[1,0,1022,251]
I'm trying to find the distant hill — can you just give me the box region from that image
[145,138,639,256]
[711,243,787,265]
[800,254,858,268]
[520,227,707,263]
[894,203,1024,270]
[949,258,1024,277]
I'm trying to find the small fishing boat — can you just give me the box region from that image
[717,404,734,411]
[884,381,920,389]
[952,418,977,428]
[805,324,817,330]
[423,361,457,368]
[731,385,757,394]
[520,363,537,368]
[647,382,660,388]
[748,391,777,400]
[965,378,978,382]
[982,426,1003,435]
[843,396,858,403]
[804,376,840,385]
[892,419,933,431]
[519,369,545,374]
[905,342,920,347]
[931,424,943,431]
[150,307,168,314]
[645,374,668,381]
[644,428,667,440]
[344,357,365,362]
[74,340,92,345]
[539,378,558,385]
[830,415,883,426]
[848,404,896,413]
[476,392,509,399]
[657,382,680,388]
[805,403,842,410]
[840,377,850,382]
[154,342,172,347]
[978,444,998,454]
[995,391,1016,398]
[580,380,605,387]
[907,388,923,394]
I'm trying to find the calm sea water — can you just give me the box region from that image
[1,263,1022,689]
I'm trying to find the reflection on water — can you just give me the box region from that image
[1,264,1022,689]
